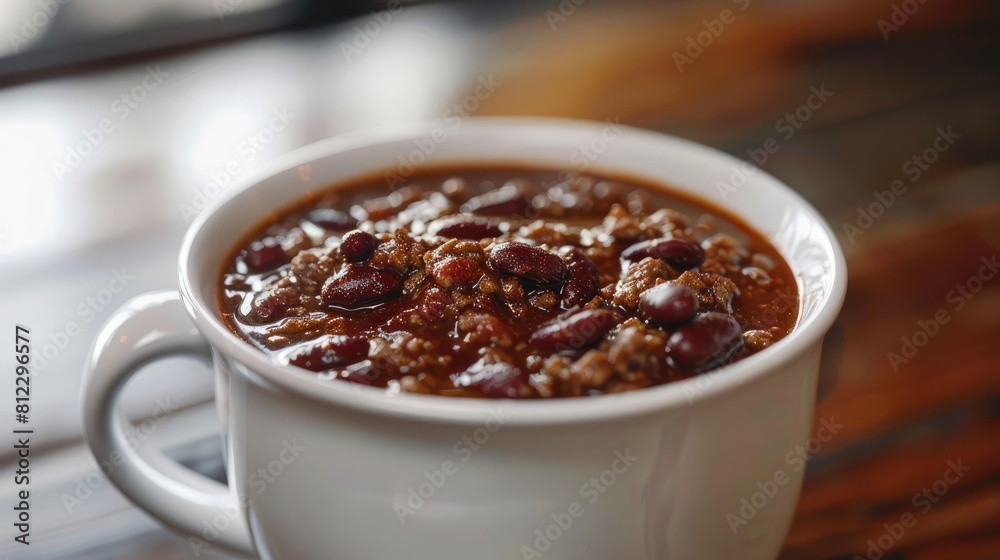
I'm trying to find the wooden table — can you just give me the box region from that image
[471,1,1000,554]
[1,0,997,557]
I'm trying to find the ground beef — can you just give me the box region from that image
[606,322,669,380]
[519,220,582,246]
[673,270,737,313]
[368,332,451,378]
[613,258,678,309]
[700,233,748,275]
[369,228,429,273]
[600,203,659,242]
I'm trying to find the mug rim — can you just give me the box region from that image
[178,116,847,426]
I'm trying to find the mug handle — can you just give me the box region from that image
[82,290,254,556]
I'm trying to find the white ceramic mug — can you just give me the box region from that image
[83,118,846,560]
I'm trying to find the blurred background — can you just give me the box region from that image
[0,0,998,558]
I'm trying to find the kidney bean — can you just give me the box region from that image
[340,230,380,263]
[488,241,565,286]
[253,293,288,322]
[461,186,530,216]
[306,208,358,231]
[287,335,370,371]
[428,216,503,240]
[363,186,420,221]
[244,237,289,272]
[622,238,705,270]
[417,286,453,324]
[561,248,600,308]
[432,257,483,288]
[529,308,622,354]
[453,358,527,399]
[638,283,699,327]
[322,265,403,309]
[666,312,743,370]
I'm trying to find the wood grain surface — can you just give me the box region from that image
[472,1,1000,557]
